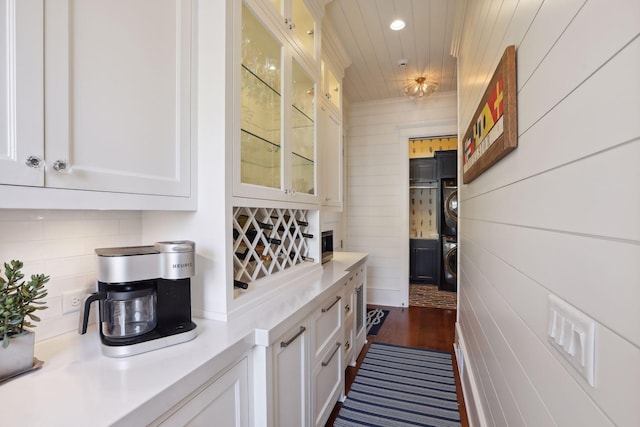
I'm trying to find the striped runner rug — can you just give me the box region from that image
[334,342,461,427]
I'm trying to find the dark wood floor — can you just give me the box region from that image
[325,305,469,427]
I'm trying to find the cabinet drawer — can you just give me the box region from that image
[312,341,343,427]
[312,293,342,362]
[343,288,354,319]
[343,314,355,367]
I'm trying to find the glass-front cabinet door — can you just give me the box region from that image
[240,3,283,191]
[290,58,316,196]
[267,0,317,61]
[291,0,316,59]
[236,1,318,204]
[321,60,341,114]
[326,67,340,111]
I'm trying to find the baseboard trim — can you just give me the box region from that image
[455,322,488,427]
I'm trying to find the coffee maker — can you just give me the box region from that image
[79,241,197,357]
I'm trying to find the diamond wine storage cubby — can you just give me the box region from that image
[233,207,314,289]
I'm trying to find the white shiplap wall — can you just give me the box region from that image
[345,93,457,306]
[456,1,640,426]
[0,210,142,342]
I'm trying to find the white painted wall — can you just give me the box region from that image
[345,93,457,307]
[456,1,640,426]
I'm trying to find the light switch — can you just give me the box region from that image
[547,295,596,387]
[560,317,573,349]
[548,309,558,339]
[572,328,586,366]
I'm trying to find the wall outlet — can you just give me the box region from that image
[62,289,89,314]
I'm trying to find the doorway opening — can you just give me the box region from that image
[408,136,458,310]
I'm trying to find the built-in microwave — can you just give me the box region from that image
[321,230,333,264]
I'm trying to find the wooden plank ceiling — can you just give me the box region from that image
[323,0,458,103]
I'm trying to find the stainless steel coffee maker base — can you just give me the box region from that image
[101,327,197,358]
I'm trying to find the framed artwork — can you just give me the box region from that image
[462,45,517,184]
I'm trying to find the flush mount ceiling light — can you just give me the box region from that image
[390,19,406,31]
[404,77,439,99]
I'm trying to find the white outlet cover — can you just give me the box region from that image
[548,294,596,387]
[62,289,90,314]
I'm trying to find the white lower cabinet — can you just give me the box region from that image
[312,292,343,363]
[253,258,367,427]
[353,265,367,358]
[154,357,249,427]
[343,310,356,368]
[310,288,344,426]
[272,320,310,427]
[312,340,343,427]
[342,278,356,368]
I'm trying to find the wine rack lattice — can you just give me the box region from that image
[233,207,311,286]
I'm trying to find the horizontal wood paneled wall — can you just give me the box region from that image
[457,0,640,426]
[345,94,457,306]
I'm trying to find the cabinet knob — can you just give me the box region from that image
[52,160,71,173]
[284,18,295,30]
[25,156,44,169]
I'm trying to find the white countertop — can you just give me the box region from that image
[0,252,367,426]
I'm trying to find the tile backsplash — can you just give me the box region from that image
[0,210,142,343]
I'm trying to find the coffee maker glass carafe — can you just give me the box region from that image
[101,284,157,339]
[80,280,158,340]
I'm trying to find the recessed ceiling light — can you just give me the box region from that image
[390,19,406,31]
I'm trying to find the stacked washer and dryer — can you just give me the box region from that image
[440,179,458,292]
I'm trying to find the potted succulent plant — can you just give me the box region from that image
[0,260,49,379]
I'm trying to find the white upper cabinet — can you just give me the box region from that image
[0,0,44,187]
[234,0,319,205]
[318,29,349,211]
[44,0,192,196]
[319,104,342,210]
[1,0,195,208]
[267,0,318,63]
[321,60,341,114]
[238,2,285,194]
[290,57,316,196]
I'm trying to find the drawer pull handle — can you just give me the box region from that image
[344,340,350,351]
[344,304,350,312]
[322,296,341,313]
[280,326,306,348]
[322,342,341,366]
